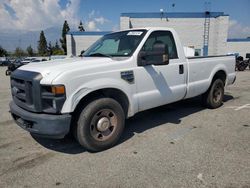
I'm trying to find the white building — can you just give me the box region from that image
[66,12,250,58]
[66,31,110,56]
[120,12,229,56]
[227,38,250,58]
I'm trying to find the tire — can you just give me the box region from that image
[75,98,125,152]
[202,79,224,109]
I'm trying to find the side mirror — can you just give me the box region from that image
[138,43,169,66]
[79,50,85,57]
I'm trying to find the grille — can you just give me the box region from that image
[11,78,33,105]
[10,70,42,112]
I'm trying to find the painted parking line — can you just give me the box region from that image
[225,104,250,111]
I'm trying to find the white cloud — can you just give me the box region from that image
[95,17,108,25]
[87,21,96,30]
[0,0,110,32]
[0,0,81,31]
[228,20,250,38]
[88,10,96,19]
[85,10,109,31]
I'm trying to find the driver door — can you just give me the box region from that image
[135,30,187,111]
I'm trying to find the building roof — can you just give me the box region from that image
[227,38,250,42]
[67,31,111,36]
[121,12,228,18]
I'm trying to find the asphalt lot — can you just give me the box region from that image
[0,67,249,188]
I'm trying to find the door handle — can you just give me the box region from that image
[179,64,184,74]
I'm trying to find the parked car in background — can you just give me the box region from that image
[5,59,23,76]
[5,58,45,76]
[0,60,11,66]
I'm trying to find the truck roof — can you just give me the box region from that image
[123,27,173,31]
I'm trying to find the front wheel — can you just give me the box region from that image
[75,98,125,152]
[202,79,224,109]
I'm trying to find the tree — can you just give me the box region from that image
[14,47,26,58]
[38,31,48,56]
[48,40,64,55]
[78,21,85,32]
[0,46,8,57]
[54,40,61,51]
[48,41,53,56]
[26,45,34,56]
[60,20,70,55]
[52,49,64,55]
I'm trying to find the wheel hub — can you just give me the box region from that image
[97,117,110,132]
[213,87,222,103]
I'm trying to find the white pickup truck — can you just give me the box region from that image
[10,28,236,151]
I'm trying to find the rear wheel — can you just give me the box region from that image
[75,98,125,152]
[202,79,224,109]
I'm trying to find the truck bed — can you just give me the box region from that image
[185,55,236,99]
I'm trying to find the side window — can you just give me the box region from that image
[142,31,178,59]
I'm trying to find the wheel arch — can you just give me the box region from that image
[211,70,227,86]
[73,88,130,118]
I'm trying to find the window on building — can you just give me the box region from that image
[195,49,201,56]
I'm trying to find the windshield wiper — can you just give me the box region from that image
[87,53,112,58]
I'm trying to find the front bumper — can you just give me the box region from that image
[10,101,71,139]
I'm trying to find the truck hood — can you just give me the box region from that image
[18,57,112,76]
[18,57,124,84]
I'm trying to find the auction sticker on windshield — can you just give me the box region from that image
[127,31,143,36]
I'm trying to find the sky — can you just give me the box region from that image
[0,0,250,51]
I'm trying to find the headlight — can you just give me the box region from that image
[41,85,66,113]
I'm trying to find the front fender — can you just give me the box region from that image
[61,78,137,117]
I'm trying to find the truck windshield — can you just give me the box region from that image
[83,30,147,57]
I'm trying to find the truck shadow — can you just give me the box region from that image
[32,94,234,154]
[31,134,86,154]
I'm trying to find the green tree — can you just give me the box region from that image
[52,49,65,55]
[49,41,64,55]
[38,31,48,56]
[78,20,85,32]
[48,41,53,56]
[14,47,26,58]
[60,20,70,55]
[0,46,8,56]
[26,45,34,56]
[54,40,61,50]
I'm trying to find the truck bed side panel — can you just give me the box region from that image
[185,55,236,99]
